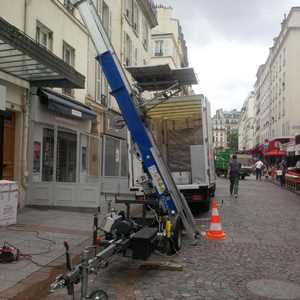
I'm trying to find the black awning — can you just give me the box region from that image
[38,89,96,120]
[126,64,198,91]
[0,17,85,88]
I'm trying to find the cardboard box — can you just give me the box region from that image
[0,180,18,226]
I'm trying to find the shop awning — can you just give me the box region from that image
[126,64,198,91]
[0,17,85,88]
[38,89,96,120]
[145,94,202,120]
[264,150,287,157]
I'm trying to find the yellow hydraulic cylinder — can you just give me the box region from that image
[166,219,172,239]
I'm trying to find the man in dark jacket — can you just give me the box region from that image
[228,154,241,198]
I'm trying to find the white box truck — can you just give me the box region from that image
[129,94,216,212]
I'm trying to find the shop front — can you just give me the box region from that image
[28,89,100,207]
[0,17,86,207]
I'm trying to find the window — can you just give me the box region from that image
[36,21,53,51]
[124,33,132,66]
[121,140,128,176]
[80,134,101,183]
[96,66,102,103]
[104,136,120,176]
[124,0,133,23]
[64,0,74,14]
[142,17,149,50]
[154,40,164,56]
[134,48,138,65]
[133,2,139,34]
[63,42,75,66]
[33,125,101,183]
[102,1,111,38]
[62,41,75,96]
[97,0,102,15]
[42,128,54,182]
[96,66,109,106]
[104,136,128,177]
[56,129,77,182]
[33,142,41,174]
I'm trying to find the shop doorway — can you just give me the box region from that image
[0,111,15,180]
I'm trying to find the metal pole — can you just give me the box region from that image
[80,248,90,300]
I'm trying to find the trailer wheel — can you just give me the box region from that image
[88,289,108,300]
[167,217,182,255]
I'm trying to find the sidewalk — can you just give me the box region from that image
[0,207,95,300]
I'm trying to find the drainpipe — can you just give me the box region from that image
[21,90,30,206]
[20,0,29,208]
[24,0,28,33]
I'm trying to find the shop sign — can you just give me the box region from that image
[71,109,82,118]
[0,85,6,111]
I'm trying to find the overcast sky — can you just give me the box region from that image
[158,0,299,114]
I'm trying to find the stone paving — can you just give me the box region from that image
[0,208,93,297]
[2,177,300,299]
[48,177,300,300]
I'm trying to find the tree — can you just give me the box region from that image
[228,131,239,153]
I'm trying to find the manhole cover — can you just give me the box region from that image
[247,279,300,299]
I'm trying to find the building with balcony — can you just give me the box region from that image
[0,0,93,207]
[254,7,300,145]
[238,92,256,151]
[0,0,158,208]
[212,109,241,151]
[150,5,188,69]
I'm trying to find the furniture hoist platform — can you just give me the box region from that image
[50,1,200,299]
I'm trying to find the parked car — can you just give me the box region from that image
[236,154,254,179]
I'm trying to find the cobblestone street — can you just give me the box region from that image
[47,177,300,300]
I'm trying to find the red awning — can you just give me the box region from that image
[264,150,286,157]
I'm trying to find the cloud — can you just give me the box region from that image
[189,40,269,112]
[156,0,300,114]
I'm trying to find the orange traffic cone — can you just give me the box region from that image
[206,199,226,240]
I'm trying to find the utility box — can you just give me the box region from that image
[132,227,158,260]
[0,181,18,226]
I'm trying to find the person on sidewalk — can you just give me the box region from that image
[228,154,241,198]
[255,159,264,180]
[296,159,300,170]
[279,159,288,187]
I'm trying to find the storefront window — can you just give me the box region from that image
[81,146,87,171]
[104,135,120,176]
[80,134,101,183]
[121,140,128,177]
[56,129,77,182]
[42,128,54,181]
[33,125,101,184]
[89,136,101,177]
[33,142,41,173]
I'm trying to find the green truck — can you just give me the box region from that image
[215,151,254,179]
[215,150,231,177]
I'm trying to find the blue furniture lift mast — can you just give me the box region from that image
[72,0,199,241]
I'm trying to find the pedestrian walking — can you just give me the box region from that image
[228,154,241,198]
[296,159,300,170]
[279,159,287,187]
[255,159,264,180]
